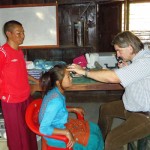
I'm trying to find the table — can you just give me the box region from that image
[66,82,123,91]
[30,76,123,95]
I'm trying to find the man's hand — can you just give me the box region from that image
[67,64,85,76]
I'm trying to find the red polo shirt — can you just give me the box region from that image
[0,43,30,103]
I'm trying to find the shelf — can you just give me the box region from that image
[59,45,92,49]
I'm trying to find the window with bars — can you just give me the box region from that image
[123,2,150,44]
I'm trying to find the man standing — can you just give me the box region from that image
[67,31,150,150]
[0,20,38,150]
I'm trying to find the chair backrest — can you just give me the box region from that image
[25,98,73,150]
[25,98,43,136]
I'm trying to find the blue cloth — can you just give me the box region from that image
[73,122,104,150]
[39,87,104,150]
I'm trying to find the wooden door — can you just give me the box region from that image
[98,2,123,52]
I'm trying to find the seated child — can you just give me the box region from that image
[39,64,104,150]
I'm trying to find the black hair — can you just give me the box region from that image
[3,20,22,37]
[40,64,67,96]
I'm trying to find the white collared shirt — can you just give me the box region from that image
[115,49,150,111]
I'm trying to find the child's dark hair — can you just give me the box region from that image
[40,64,66,95]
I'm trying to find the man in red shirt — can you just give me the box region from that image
[0,20,38,150]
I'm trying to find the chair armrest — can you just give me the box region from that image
[37,130,70,147]
[67,106,84,120]
[40,132,69,142]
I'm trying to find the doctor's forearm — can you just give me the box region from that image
[86,69,120,83]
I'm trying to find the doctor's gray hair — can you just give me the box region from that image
[111,31,144,53]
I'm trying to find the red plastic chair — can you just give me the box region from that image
[25,98,84,150]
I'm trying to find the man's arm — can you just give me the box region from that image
[28,75,39,84]
[86,69,120,83]
[67,64,120,83]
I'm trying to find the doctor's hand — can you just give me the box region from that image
[118,61,128,68]
[67,64,85,76]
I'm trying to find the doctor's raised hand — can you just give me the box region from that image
[67,64,86,76]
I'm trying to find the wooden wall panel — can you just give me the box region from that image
[0,0,13,5]
[0,0,122,62]
[58,3,97,48]
[98,2,122,52]
[0,0,94,63]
